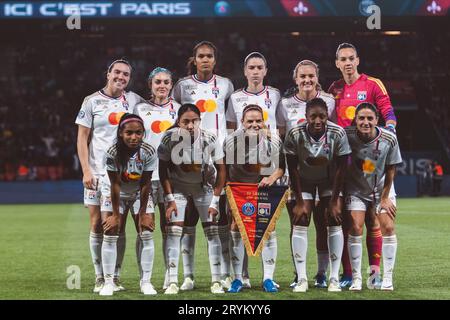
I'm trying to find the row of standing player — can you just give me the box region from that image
[75,41,399,295]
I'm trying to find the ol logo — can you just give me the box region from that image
[241,202,255,216]
[357,91,367,101]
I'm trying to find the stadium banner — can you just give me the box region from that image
[1,0,448,19]
[226,182,289,257]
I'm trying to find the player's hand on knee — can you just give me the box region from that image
[165,202,177,222]
[139,213,155,232]
[378,198,396,220]
[292,201,309,225]
[103,214,119,233]
[329,198,343,224]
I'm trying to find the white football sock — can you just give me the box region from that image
[218,225,231,278]
[348,235,363,279]
[114,233,126,279]
[102,235,119,284]
[230,231,245,281]
[327,226,344,281]
[89,232,103,278]
[135,234,143,279]
[204,225,221,283]
[140,231,155,283]
[292,226,308,280]
[382,235,398,280]
[162,232,169,285]
[262,231,278,281]
[167,225,183,284]
[181,226,196,279]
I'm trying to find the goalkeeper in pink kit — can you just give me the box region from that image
[328,43,397,289]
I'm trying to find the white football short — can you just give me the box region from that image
[83,174,103,206]
[166,184,215,223]
[345,194,397,213]
[100,194,155,215]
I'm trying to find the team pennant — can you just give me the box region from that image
[226,182,289,257]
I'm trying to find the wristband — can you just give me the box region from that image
[209,195,221,211]
[164,193,175,202]
[385,124,396,133]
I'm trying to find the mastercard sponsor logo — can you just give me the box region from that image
[195,99,217,113]
[297,118,306,124]
[339,106,356,120]
[121,171,141,182]
[108,112,126,125]
[151,120,172,133]
[362,159,376,174]
[263,110,269,122]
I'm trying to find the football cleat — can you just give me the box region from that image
[228,279,243,293]
[164,283,179,295]
[367,273,383,290]
[381,277,394,291]
[314,273,327,288]
[289,273,298,288]
[339,275,353,288]
[113,277,125,292]
[221,276,233,290]
[263,279,279,293]
[93,277,105,293]
[211,282,225,294]
[349,277,362,291]
[99,282,114,296]
[293,278,308,293]
[140,281,157,295]
[328,278,342,292]
[180,277,195,291]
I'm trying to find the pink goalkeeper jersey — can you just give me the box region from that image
[328,73,397,128]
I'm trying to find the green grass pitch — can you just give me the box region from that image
[0,198,449,300]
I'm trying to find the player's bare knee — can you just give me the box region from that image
[381,220,395,236]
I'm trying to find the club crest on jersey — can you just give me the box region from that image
[357,91,367,101]
[212,87,220,98]
[122,101,129,110]
[372,149,381,160]
[265,98,272,108]
[323,143,330,154]
[77,110,85,119]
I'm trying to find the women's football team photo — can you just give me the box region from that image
[75,40,401,296]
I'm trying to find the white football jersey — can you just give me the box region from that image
[226,86,281,130]
[158,128,225,188]
[276,91,336,132]
[172,74,234,145]
[105,142,157,199]
[224,128,284,183]
[134,99,181,181]
[345,126,403,201]
[75,90,145,175]
[284,121,351,183]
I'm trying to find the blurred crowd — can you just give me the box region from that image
[1,29,449,181]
